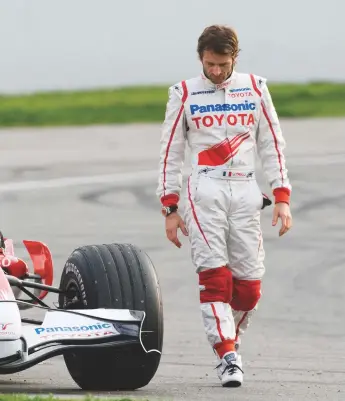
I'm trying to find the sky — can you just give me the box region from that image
[0,0,344,94]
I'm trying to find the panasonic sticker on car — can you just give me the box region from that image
[35,322,112,334]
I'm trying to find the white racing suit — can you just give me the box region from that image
[156,70,291,359]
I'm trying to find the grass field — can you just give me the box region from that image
[0,396,143,401]
[0,82,344,127]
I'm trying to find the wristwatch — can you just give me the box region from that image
[161,204,178,217]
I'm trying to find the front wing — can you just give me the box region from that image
[0,307,149,373]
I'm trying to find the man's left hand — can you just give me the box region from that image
[272,202,292,236]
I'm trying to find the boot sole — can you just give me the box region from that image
[222,380,242,388]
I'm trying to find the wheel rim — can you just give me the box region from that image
[62,279,83,310]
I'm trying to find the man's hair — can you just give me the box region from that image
[197,25,240,59]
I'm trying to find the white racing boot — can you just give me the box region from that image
[216,351,244,387]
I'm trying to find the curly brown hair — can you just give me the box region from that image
[197,25,240,59]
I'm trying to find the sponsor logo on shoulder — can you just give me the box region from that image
[174,85,182,95]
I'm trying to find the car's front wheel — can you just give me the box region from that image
[58,242,163,391]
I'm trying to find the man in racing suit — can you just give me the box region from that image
[156,25,292,387]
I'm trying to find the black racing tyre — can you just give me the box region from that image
[58,243,163,391]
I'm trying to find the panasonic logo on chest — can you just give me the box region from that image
[190,101,256,115]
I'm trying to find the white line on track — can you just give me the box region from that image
[0,153,342,194]
[0,170,159,193]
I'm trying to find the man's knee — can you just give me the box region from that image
[230,278,261,311]
[198,266,233,303]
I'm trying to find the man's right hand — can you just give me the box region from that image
[165,212,188,248]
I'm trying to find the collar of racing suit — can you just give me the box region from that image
[200,70,238,91]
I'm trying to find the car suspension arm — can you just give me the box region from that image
[7,275,64,308]
[7,275,63,294]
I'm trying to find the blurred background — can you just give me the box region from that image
[1,0,344,94]
[1,0,344,126]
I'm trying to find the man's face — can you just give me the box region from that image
[201,50,234,84]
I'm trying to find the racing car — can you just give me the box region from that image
[0,231,163,391]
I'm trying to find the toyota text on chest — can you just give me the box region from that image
[189,101,256,128]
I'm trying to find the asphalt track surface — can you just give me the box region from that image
[0,119,344,401]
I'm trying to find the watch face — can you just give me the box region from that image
[161,206,169,216]
[161,205,177,217]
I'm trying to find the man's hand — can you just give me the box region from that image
[165,212,188,248]
[272,202,292,236]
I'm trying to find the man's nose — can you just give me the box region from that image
[210,66,221,75]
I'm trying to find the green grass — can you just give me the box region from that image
[267,81,345,117]
[0,82,344,127]
[0,395,148,401]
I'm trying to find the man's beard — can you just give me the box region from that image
[202,65,234,83]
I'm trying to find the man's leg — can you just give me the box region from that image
[198,266,236,357]
[227,182,265,349]
[184,175,242,386]
[230,222,264,348]
[231,277,262,348]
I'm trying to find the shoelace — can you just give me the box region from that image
[223,363,244,375]
[215,362,244,375]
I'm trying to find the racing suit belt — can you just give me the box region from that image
[196,167,256,180]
